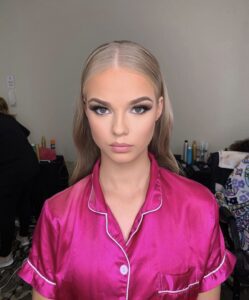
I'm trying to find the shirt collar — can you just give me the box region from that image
[88,153,162,215]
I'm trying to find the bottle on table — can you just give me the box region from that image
[187,146,192,165]
[183,140,188,162]
[192,140,197,162]
[50,139,56,154]
[41,136,46,148]
[200,141,208,162]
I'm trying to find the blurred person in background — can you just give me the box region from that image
[0,97,39,268]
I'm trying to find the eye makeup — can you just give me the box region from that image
[88,104,109,115]
[86,97,154,116]
[131,104,152,114]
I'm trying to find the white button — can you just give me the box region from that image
[120,264,128,275]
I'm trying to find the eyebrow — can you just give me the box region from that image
[87,96,154,106]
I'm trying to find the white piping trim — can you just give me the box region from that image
[203,252,226,279]
[158,280,199,294]
[88,185,130,300]
[126,195,162,246]
[27,259,56,286]
[88,174,163,299]
[104,215,131,300]
[158,252,227,294]
[88,174,228,297]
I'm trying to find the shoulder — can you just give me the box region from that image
[0,113,25,135]
[43,175,92,219]
[159,167,217,215]
[159,166,213,198]
[0,113,14,127]
[158,167,221,253]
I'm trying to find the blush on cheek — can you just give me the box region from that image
[143,124,156,146]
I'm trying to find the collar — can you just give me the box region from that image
[88,153,162,215]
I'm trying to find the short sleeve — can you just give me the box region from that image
[18,200,58,299]
[199,198,236,292]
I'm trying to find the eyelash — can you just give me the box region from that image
[131,105,152,114]
[89,105,152,115]
[89,105,109,115]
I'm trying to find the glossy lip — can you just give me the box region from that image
[110,143,133,153]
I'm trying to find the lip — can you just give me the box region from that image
[110,143,133,153]
[110,143,132,147]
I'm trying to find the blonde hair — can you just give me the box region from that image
[0,97,9,114]
[71,40,179,184]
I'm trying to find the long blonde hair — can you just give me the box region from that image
[71,40,179,184]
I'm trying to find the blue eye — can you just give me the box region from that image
[131,105,151,114]
[89,105,109,115]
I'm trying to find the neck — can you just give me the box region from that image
[99,152,151,192]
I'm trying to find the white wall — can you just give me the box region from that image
[0,0,248,161]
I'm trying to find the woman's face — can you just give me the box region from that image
[84,67,163,164]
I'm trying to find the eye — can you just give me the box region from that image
[89,105,109,115]
[131,105,152,114]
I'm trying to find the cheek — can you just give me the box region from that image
[88,121,103,137]
[134,117,156,141]
[87,116,109,146]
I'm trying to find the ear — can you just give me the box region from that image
[156,97,163,121]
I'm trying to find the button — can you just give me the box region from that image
[120,264,128,275]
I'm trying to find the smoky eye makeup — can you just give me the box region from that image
[86,97,154,115]
[88,104,110,115]
[131,103,153,114]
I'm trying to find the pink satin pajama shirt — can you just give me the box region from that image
[18,154,235,299]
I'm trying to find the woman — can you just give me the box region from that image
[19,41,235,299]
[0,97,39,267]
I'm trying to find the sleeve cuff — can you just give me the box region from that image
[18,259,56,299]
[199,250,236,292]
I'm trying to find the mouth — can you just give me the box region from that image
[110,143,133,153]
[110,143,132,147]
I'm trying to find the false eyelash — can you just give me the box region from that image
[88,105,109,114]
[88,104,152,115]
[88,105,106,110]
[132,105,152,113]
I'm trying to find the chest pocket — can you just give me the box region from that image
[157,268,200,299]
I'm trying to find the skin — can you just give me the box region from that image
[33,67,220,300]
[85,67,163,167]
[85,67,163,241]
[32,290,52,300]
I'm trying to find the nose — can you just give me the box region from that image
[112,112,129,136]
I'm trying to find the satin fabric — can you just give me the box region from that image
[18,154,236,299]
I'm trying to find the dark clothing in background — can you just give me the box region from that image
[0,113,39,186]
[208,152,233,193]
[0,113,39,256]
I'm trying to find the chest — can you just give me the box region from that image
[108,204,140,242]
[55,210,203,300]
[104,192,147,242]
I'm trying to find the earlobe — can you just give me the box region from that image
[156,97,163,121]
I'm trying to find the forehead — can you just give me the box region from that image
[84,67,157,100]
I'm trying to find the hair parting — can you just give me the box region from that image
[70,40,179,184]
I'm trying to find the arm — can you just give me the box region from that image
[18,202,58,299]
[197,285,221,300]
[33,289,53,300]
